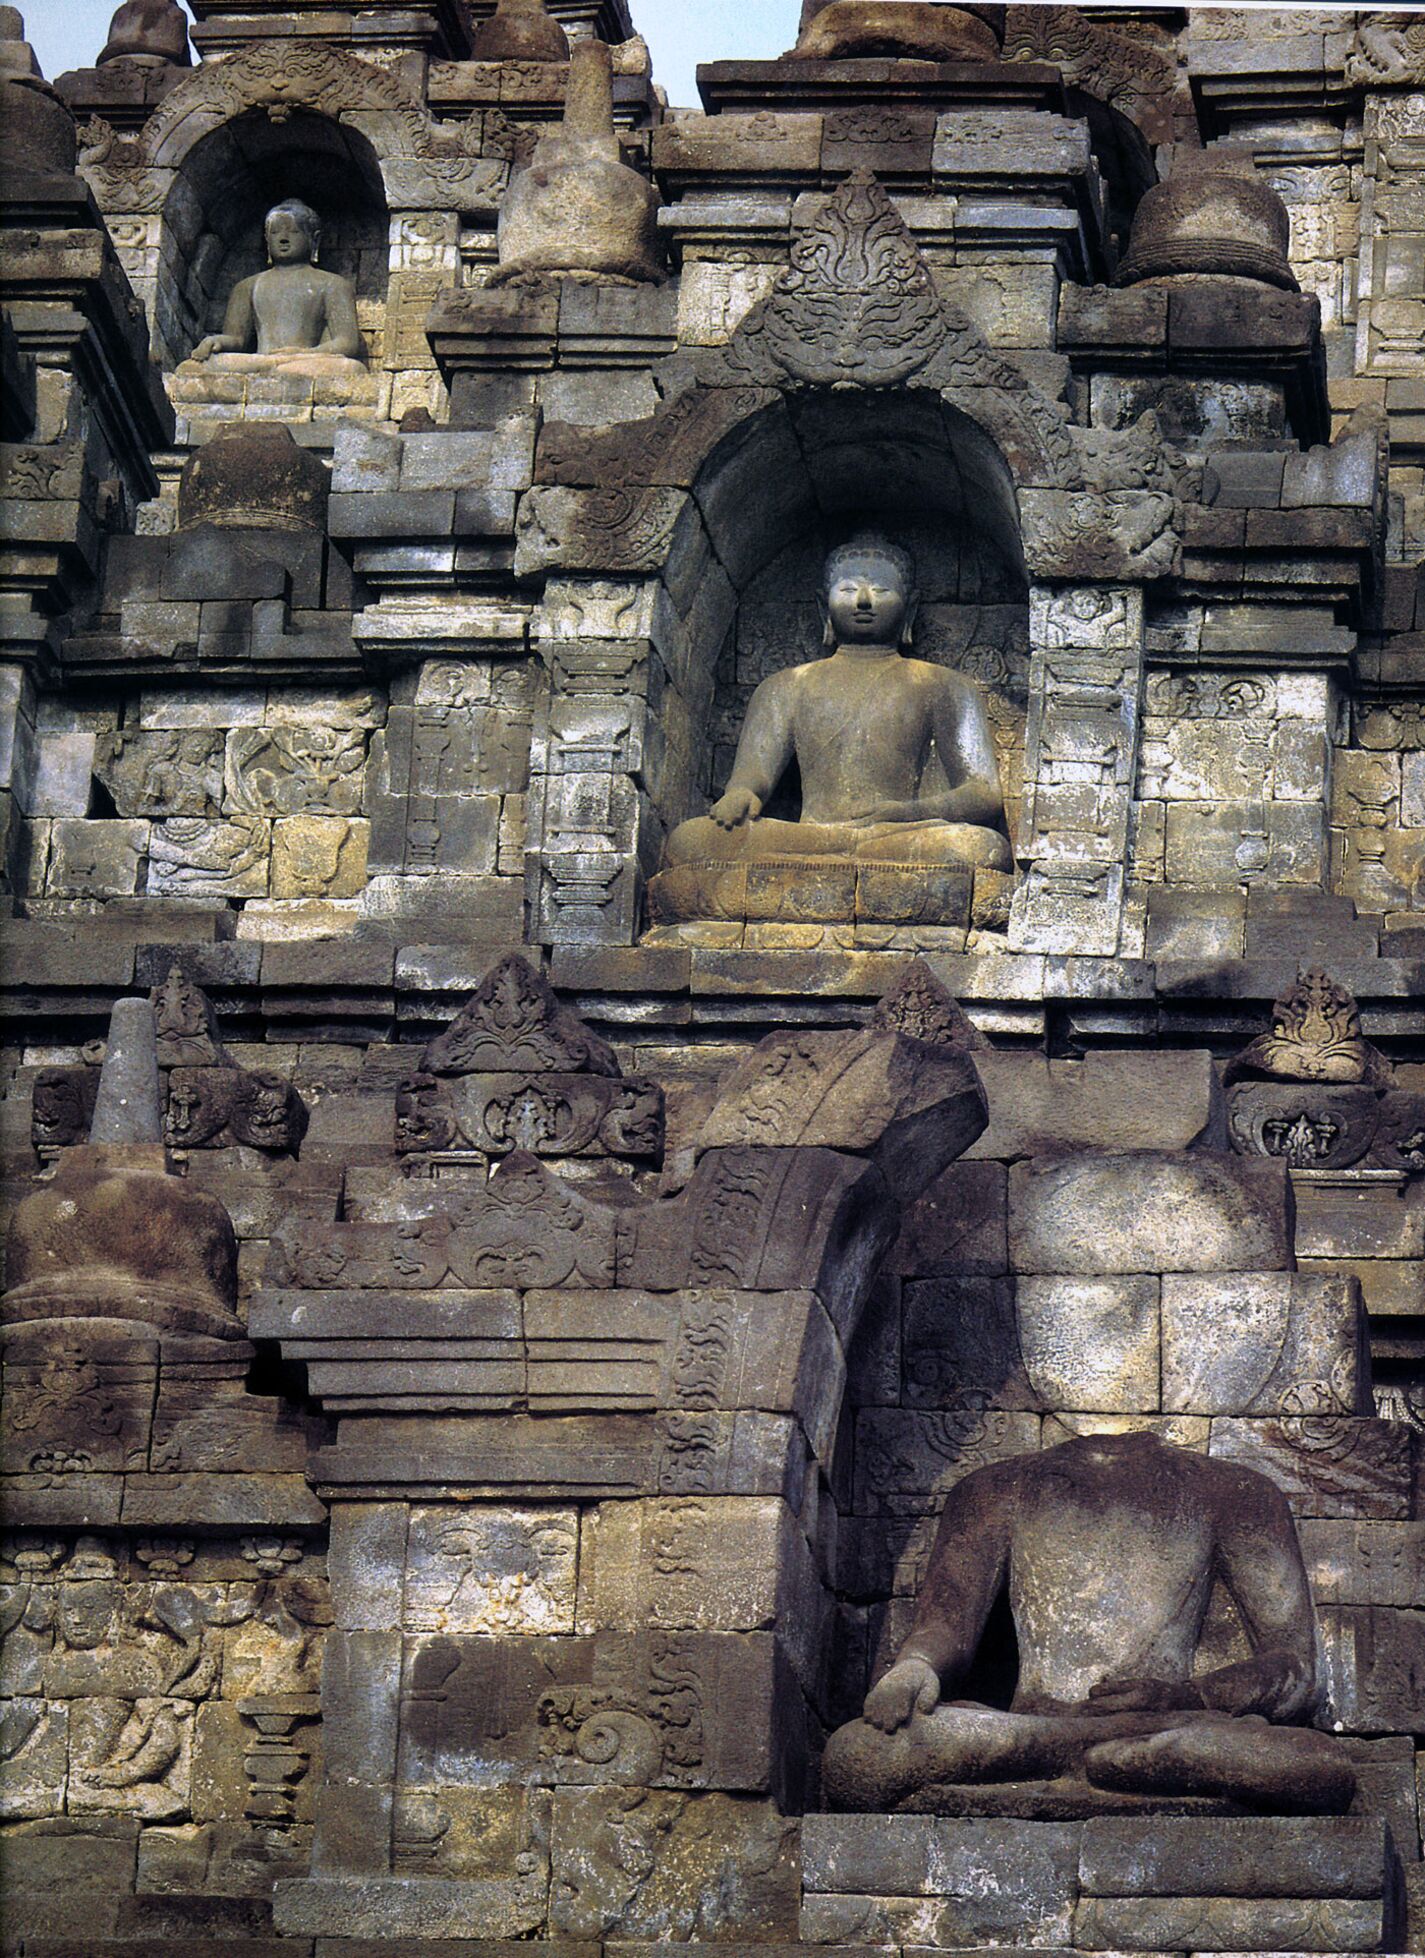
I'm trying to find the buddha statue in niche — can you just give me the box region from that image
[187,200,364,377]
[823,1431,1357,1816]
[656,535,1011,924]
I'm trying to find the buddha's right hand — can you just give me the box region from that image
[190,335,226,362]
[864,1657,940,1733]
[709,787,761,829]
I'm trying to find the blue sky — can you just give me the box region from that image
[25,1,801,108]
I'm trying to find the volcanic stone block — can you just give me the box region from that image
[697,1028,987,1197]
[901,1276,1035,1411]
[0,1699,67,1819]
[1,1326,157,1474]
[403,1505,578,1635]
[1318,1605,1425,1733]
[313,1633,399,1864]
[1078,1813,1390,1897]
[965,1050,1224,1159]
[391,1784,549,1882]
[1076,1895,1388,1949]
[1162,1272,1370,1417]
[398,1628,801,1798]
[549,1789,797,1939]
[1293,1176,1425,1261]
[1210,1417,1415,1520]
[45,819,148,897]
[575,1495,825,1700]
[1015,1276,1160,1413]
[891,1163,1008,1277]
[1008,1153,1293,1274]
[801,1815,1078,1947]
[853,1410,1041,1515]
[1298,1519,1425,1606]
[327,1502,407,1630]
[274,1872,546,1938]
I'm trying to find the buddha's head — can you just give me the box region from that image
[822,533,918,651]
[265,199,321,267]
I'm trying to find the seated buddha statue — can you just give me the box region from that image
[652,535,1011,926]
[823,1430,1356,1816]
[187,200,364,378]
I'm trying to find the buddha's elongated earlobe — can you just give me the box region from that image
[902,591,920,650]
[818,592,835,650]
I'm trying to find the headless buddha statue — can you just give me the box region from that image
[189,200,363,377]
[662,535,1012,901]
[824,1431,1356,1815]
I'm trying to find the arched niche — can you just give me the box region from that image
[676,387,1031,854]
[156,109,389,369]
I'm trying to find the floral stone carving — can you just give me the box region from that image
[1224,970,1420,1175]
[396,954,664,1164]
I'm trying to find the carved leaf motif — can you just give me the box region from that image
[422,955,621,1079]
[1226,969,1394,1088]
[1004,5,1180,124]
[872,960,986,1051]
[728,170,946,389]
[1347,16,1425,83]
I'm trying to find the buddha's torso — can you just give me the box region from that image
[788,652,941,822]
[1006,1445,1217,1712]
[251,263,340,353]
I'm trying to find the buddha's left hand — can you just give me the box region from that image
[1082,1675,1207,1715]
[853,799,921,824]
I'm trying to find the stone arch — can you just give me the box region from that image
[75,39,505,364]
[155,108,390,368]
[519,176,1181,946]
[143,39,448,174]
[674,386,1033,845]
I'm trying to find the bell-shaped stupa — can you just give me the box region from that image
[2,997,242,1338]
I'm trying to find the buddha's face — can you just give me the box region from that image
[825,551,912,649]
[265,209,315,266]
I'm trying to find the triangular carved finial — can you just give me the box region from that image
[1226,968,1393,1089]
[724,170,947,389]
[872,959,987,1052]
[420,955,621,1078]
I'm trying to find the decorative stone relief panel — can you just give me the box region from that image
[1357,89,1425,376]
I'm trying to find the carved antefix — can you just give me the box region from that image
[698,168,1078,490]
[1225,970,1422,1174]
[31,968,308,1156]
[396,955,664,1164]
[1226,969,1393,1090]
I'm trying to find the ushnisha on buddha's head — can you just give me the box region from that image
[264,199,321,266]
[821,533,920,652]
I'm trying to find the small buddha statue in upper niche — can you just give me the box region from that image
[188,200,364,377]
[655,535,1011,925]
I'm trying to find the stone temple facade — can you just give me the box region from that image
[0,0,1423,1952]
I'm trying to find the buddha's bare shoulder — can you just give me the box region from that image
[900,658,982,697]
[751,660,818,698]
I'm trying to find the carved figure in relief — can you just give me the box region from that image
[664,535,1011,878]
[824,1432,1356,1815]
[188,200,364,375]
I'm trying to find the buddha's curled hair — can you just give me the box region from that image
[822,531,916,597]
